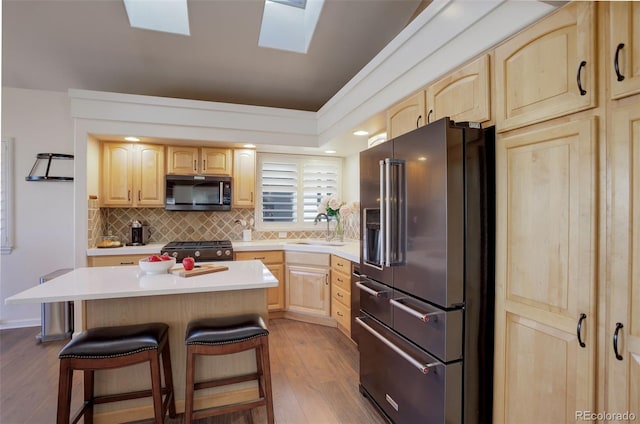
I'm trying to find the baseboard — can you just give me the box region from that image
[0,318,40,330]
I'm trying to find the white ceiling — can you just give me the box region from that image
[2,0,427,112]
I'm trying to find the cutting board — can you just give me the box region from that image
[171,264,229,278]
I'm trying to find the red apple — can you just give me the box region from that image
[148,255,162,262]
[182,257,195,271]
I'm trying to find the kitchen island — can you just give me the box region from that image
[5,260,278,423]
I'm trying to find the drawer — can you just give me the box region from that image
[88,254,149,267]
[331,270,350,293]
[235,250,283,264]
[286,251,329,267]
[332,284,350,307]
[331,255,350,274]
[332,299,351,331]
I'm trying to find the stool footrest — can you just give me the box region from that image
[92,387,171,405]
[194,373,259,391]
[192,397,267,421]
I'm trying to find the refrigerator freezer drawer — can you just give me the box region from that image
[357,316,462,424]
[357,278,392,327]
[391,292,463,362]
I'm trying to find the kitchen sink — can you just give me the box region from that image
[289,240,347,246]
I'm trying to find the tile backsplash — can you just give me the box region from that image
[88,202,360,247]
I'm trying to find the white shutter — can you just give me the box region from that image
[257,154,342,229]
[260,159,297,223]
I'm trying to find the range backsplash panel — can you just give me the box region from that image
[88,203,360,248]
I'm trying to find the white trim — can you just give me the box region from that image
[0,318,40,330]
[1,138,14,255]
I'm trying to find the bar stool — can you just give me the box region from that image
[56,322,176,424]
[184,314,274,423]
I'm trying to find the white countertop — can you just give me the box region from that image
[5,260,278,305]
[86,240,361,263]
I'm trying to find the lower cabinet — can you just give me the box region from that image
[234,250,284,312]
[330,255,352,338]
[88,254,149,267]
[285,252,330,319]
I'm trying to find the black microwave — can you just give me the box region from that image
[165,175,232,211]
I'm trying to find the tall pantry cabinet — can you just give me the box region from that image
[493,2,638,422]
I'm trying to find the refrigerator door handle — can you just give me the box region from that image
[379,159,386,266]
[356,317,441,374]
[390,298,444,323]
[384,159,391,266]
[356,281,389,298]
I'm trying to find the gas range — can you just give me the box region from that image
[161,240,233,262]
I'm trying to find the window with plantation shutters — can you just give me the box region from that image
[257,153,342,229]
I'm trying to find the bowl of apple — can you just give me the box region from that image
[139,254,176,274]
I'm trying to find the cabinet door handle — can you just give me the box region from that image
[250,192,254,202]
[203,159,206,170]
[577,61,587,96]
[194,160,197,172]
[416,115,422,128]
[427,109,433,124]
[128,190,131,202]
[577,313,586,348]
[138,190,141,201]
[614,43,625,82]
[613,322,624,361]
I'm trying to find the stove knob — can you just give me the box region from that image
[195,251,201,257]
[171,252,178,258]
[224,250,231,256]
[216,250,223,256]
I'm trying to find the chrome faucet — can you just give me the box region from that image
[314,213,331,241]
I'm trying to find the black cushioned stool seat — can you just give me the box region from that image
[57,323,176,424]
[184,314,274,423]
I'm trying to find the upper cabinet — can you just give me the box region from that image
[426,54,491,125]
[101,142,165,207]
[166,146,232,176]
[386,91,426,139]
[232,149,256,208]
[609,2,640,100]
[494,2,596,132]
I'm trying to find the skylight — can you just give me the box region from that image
[258,0,324,54]
[123,0,190,36]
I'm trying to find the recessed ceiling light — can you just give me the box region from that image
[353,130,369,136]
[325,150,337,154]
[124,136,140,142]
[244,144,256,148]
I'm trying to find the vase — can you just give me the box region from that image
[334,216,344,242]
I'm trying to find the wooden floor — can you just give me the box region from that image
[0,319,386,424]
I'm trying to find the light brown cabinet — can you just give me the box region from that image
[235,250,284,312]
[100,142,165,207]
[232,149,256,208]
[285,252,330,318]
[426,54,491,125]
[604,99,640,418]
[88,254,150,267]
[494,2,596,132]
[386,91,426,139]
[166,146,232,176]
[330,255,351,338]
[609,2,640,100]
[493,118,598,423]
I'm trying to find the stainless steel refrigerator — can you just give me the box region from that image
[357,117,495,423]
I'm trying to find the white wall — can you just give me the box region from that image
[0,87,75,329]
[343,152,360,204]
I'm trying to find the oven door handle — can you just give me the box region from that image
[390,298,444,323]
[356,317,441,375]
[356,281,389,298]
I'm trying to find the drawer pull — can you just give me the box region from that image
[577,60,587,96]
[614,43,625,82]
[613,322,624,361]
[577,313,586,348]
[337,292,343,298]
[120,261,134,265]
[254,257,266,260]
[356,317,441,375]
[337,311,343,317]
[337,277,344,283]
[356,281,388,298]
[390,298,443,323]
